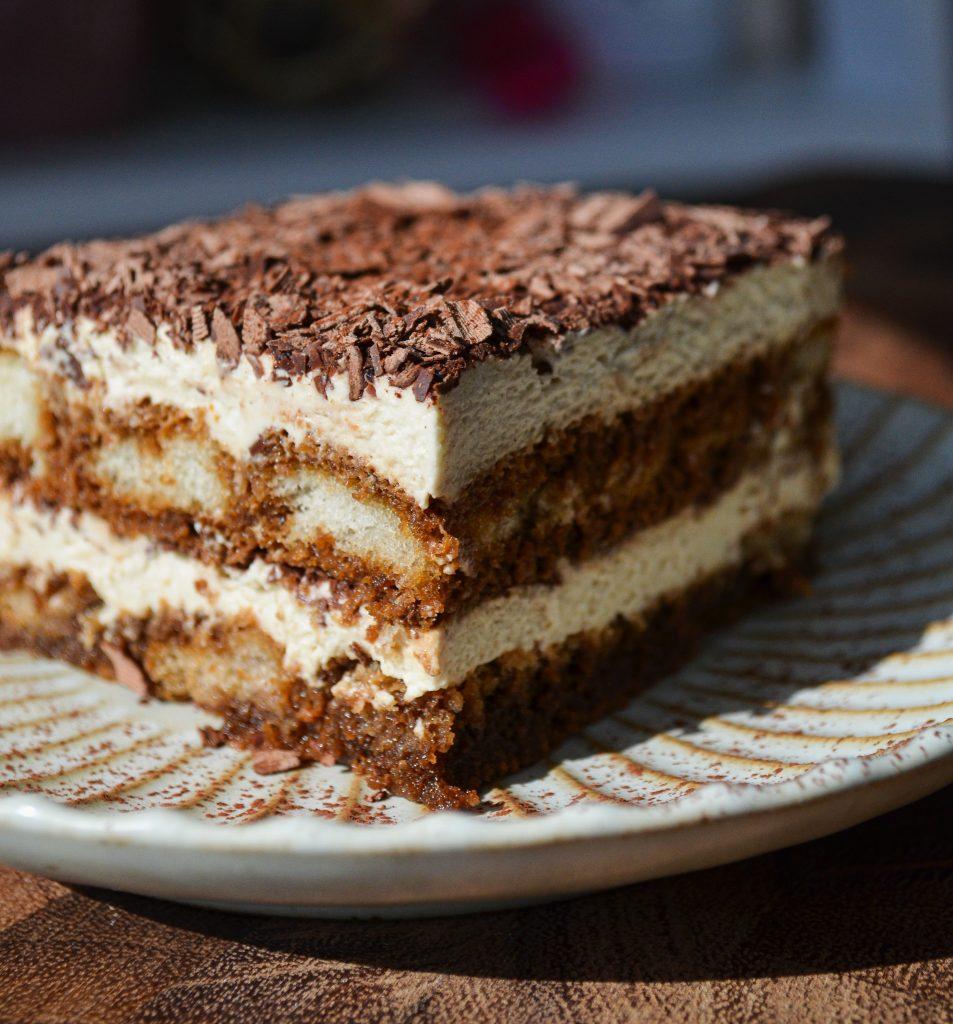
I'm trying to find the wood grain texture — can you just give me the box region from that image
[834,305,953,410]
[0,785,950,1024]
[0,307,951,1023]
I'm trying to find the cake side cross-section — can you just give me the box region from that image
[0,183,842,807]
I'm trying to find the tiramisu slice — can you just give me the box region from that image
[0,184,841,808]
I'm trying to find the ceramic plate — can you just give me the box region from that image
[0,383,951,917]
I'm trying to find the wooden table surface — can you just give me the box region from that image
[1,308,951,1024]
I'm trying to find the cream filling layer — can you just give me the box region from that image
[7,258,840,506]
[0,352,41,447]
[0,445,834,701]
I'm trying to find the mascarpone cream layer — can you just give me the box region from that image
[0,443,834,701]
[7,258,839,506]
[0,352,41,447]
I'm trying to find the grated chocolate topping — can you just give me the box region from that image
[0,182,840,401]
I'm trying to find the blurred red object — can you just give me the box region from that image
[0,0,148,142]
[455,0,580,118]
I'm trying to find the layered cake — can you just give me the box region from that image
[0,183,842,808]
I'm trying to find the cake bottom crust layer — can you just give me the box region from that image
[0,513,811,808]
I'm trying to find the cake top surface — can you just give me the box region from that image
[1,182,839,401]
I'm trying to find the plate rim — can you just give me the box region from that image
[0,734,949,915]
[0,724,950,857]
[0,381,952,899]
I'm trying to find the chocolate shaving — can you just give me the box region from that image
[191,305,209,343]
[100,643,150,699]
[290,349,308,375]
[252,750,302,775]
[263,294,308,329]
[241,306,270,353]
[211,307,241,365]
[383,348,411,374]
[568,189,661,234]
[447,299,493,345]
[507,312,558,343]
[56,346,89,390]
[391,361,422,389]
[346,344,364,400]
[412,365,435,401]
[126,307,155,344]
[368,341,383,377]
[363,180,458,213]
[4,264,64,298]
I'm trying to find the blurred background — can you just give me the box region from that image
[1,0,951,398]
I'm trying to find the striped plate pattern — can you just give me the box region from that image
[0,382,951,915]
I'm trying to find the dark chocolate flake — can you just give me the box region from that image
[368,342,383,377]
[447,299,493,345]
[508,312,559,343]
[4,264,65,299]
[402,303,436,333]
[346,344,364,400]
[363,180,458,213]
[412,365,435,401]
[126,307,155,344]
[290,349,308,375]
[55,344,89,390]
[264,294,309,329]
[568,189,661,234]
[191,305,209,343]
[241,305,270,352]
[383,348,411,374]
[212,307,241,366]
[391,361,422,389]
